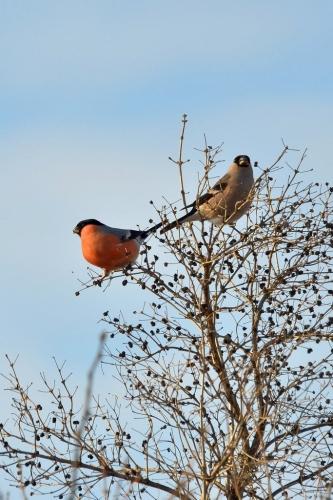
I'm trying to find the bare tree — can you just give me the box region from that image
[1,118,333,499]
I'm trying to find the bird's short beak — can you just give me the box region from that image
[239,157,249,166]
[73,226,80,235]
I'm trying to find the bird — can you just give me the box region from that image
[160,155,254,234]
[73,219,162,279]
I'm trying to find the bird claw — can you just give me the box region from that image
[93,270,112,287]
[93,278,104,287]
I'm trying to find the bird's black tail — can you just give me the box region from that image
[160,207,198,234]
[159,214,189,234]
[140,220,164,239]
[141,207,197,238]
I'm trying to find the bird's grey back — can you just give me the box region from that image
[101,225,143,241]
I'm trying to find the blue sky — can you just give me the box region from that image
[0,0,333,496]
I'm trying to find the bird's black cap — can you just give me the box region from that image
[234,155,251,166]
[73,219,103,235]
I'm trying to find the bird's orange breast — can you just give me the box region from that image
[80,225,140,272]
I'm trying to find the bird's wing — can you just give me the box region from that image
[180,172,230,211]
[101,225,139,241]
[210,171,230,191]
[196,172,230,207]
[125,229,145,240]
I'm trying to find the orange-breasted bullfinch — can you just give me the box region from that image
[73,219,162,278]
[160,155,254,233]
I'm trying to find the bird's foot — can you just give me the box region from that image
[93,278,104,287]
[93,270,111,287]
